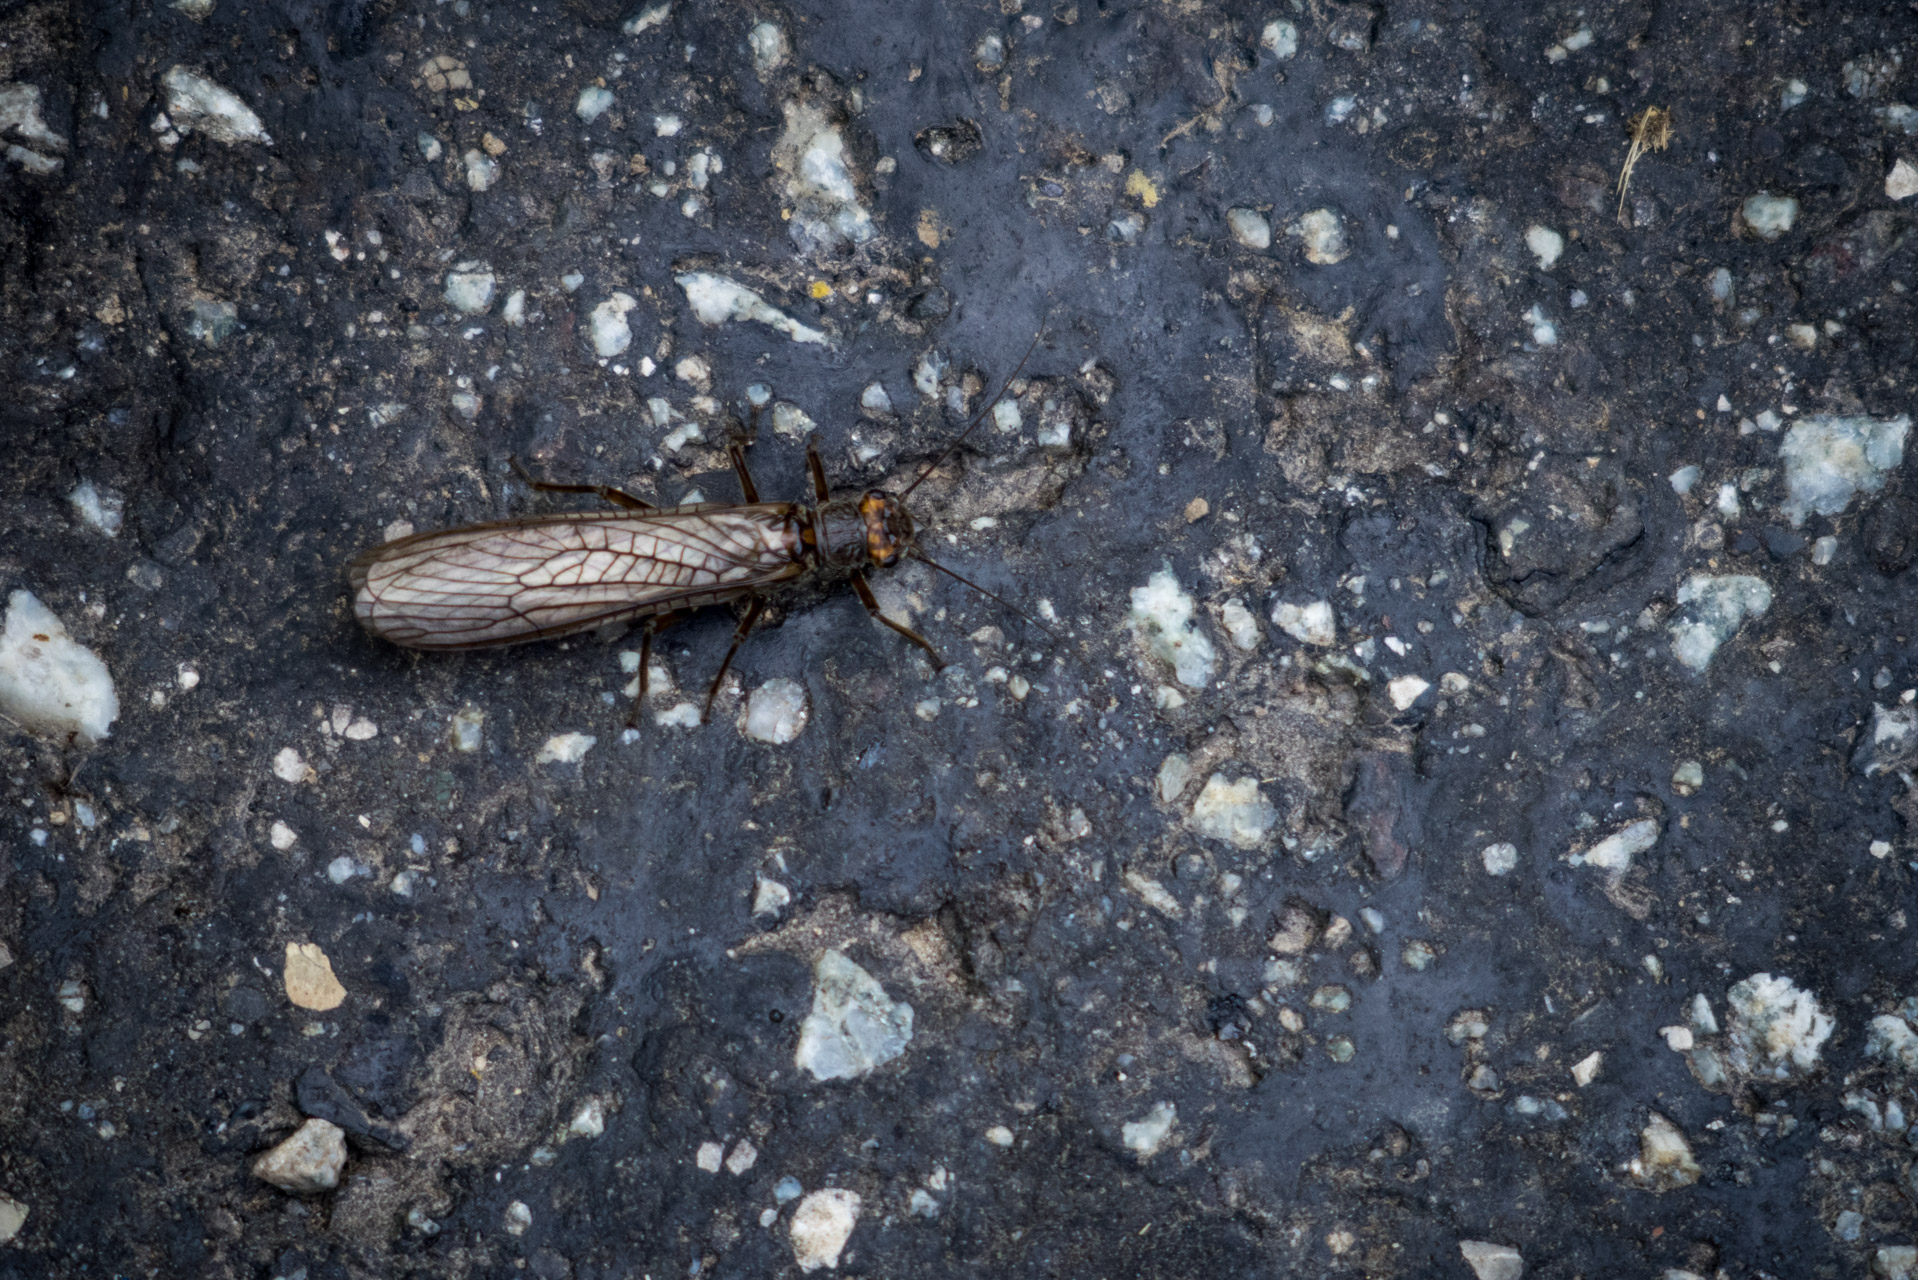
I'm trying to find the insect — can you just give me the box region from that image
[348,338,1047,723]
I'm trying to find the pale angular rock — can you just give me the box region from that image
[252,1119,347,1194]
[795,950,913,1081]
[791,1188,860,1271]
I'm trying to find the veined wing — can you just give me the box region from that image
[349,504,804,649]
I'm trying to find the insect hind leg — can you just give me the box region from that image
[509,457,657,511]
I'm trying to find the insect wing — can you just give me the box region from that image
[350,506,802,649]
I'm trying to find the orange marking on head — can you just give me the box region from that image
[860,493,902,566]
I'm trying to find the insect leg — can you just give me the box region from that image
[727,435,760,504]
[851,570,946,670]
[703,596,766,716]
[509,457,657,511]
[626,610,693,728]
[805,434,830,502]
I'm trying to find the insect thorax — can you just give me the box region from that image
[813,492,912,570]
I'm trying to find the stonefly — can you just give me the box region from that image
[348,338,1049,724]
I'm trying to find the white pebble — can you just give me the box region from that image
[575,85,614,123]
[1525,224,1564,270]
[269,821,297,850]
[67,481,124,536]
[161,66,270,145]
[251,1119,346,1194]
[1742,192,1798,239]
[1128,569,1216,689]
[1272,599,1336,646]
[1481,842,1519,875]
[740,678,809,744]
[1260,19,1299,58]
[1386,675,1430,710]
[795,950,914,1082]
[1122,1101,1177,1157]
[590,292,637,357]
[535,732,596,764]
[749,21,789,76]
[696,1141,725,1173]
[0,591,119,743]
[1188,774,1277,849]
[790,1189,860,1272]
[1226,207,1271,250]
[1288,207,1349,264]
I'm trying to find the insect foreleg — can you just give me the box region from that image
[508,457,657,511]
[805,434,830,503]
[727,435,760,504]
[851,570,946,671]
[703,596,766,716]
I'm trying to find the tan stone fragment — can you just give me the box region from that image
[283,942,346,1011]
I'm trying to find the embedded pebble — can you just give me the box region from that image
[1889,159,1918,201]
[1779,413,1909,527]
[677,272,828,345]
[1260,19,1299,58]
[449,707,484,752]
[575,85,614,122]
[0,1194,24,1245]
[1724,972,1831,1080]
[1668,574,1771,672]
[535,732,596,764]
[696,1141,724,1173]
[441,262,498,314]
[1627,1113,1701,1191]
[741,678,810,744]
[774,100,874,255]
[791,1188,860,1272]
[1568,818,1659,873]
[1741,192,1798,239]
[749,21,789,76]
[590,293,637,357]
[1525,224,1563,270]
[795,950,914,1081]
[1127,569,1216,688]
[1122,1101,1177,1156]
[1272,599,1336,646]
[252,1118,346,1194]
[282,942,346,1011]
[1219,598,1261,650]
[753,876,793,917]
[1155,752,1191,803]
[269,821,297,851]
[1188,774,1277,849]
[462,149,498,191]
[67,481,124,536]
[504,1201,532,1236]
[1288,208,1349,264]
[1227,207,1271,250]
[1481,842,1519,875]
[0,590,119,743]
[1459,1240,1524,1280]
[1387,675,1430,710]
[161,66,270,144]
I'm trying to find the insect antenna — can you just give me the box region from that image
[900,327,1046,499]
[908,549,1058,641]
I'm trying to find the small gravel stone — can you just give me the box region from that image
[1387,675,1430,710]
[1725,972,1831,1080]
[67,480,123,536]
[1288,207,1350,264]
[677,272,828,345]
[1459,1240,1524,1280]
[1889,158,1918,201]
[1525,224,1564,269]
[535,732,596,764]
[1227,207,1271,250]
[741,678,810,744]
[1272,599,1335,646]
[1742,192,1798,239]
[1127,569,1216,688]
[282,942,346,1011]
[1155,753,1191,803]
[161,66,270,144]
[1219,598,1261,649]
[503,1200,531,1236]
[749,21,789,76]
[1122,1101,1177,1156]
[1668,574,1771,672]
[462,149,498,191]
[0,1194,24,1245]
[0,590,119,743]
[791,1189,860,1271]
[795,950,913,1081]
[575,85,614,122]
[1188,774,1277,849]
[1481,842,1519,875]
[1569,818,1658,873]
[251,1118,347,1194]
[1260,19,1299,58]
[1779,414,1909,527]
[1628,1112,1701,1191]
[590,292,636,357]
